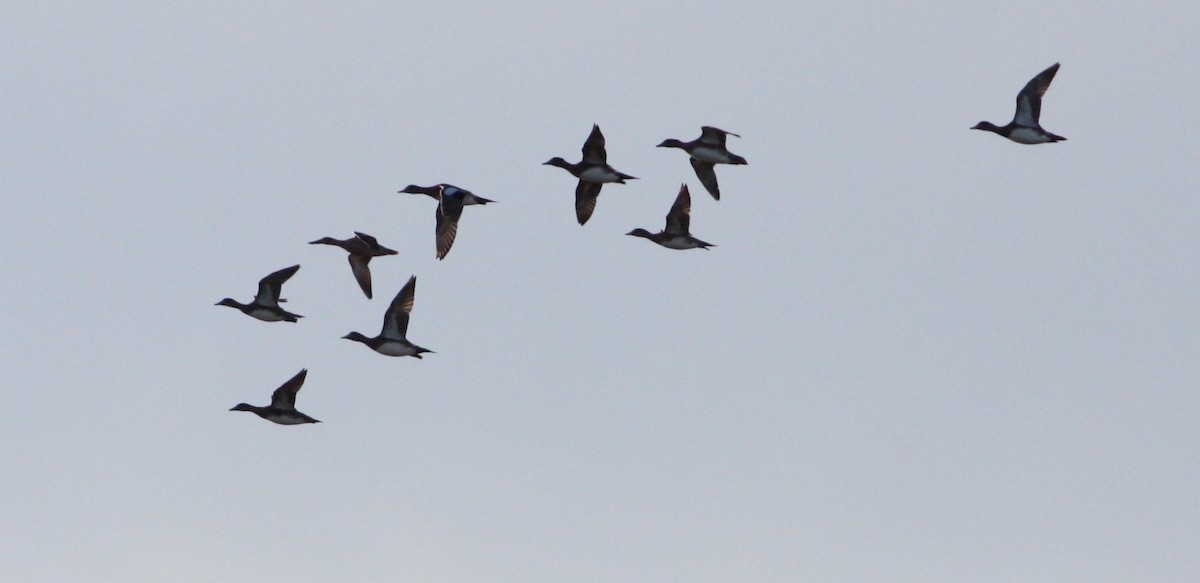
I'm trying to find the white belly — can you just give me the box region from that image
[249,308,286,321]
[659,236,702,250]
[1007,127,1055,144]
[270,416,309,425]
[579,166,621,183]
[689,146,728,164]
[374,341,418,357]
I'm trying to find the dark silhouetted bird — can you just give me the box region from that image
[544,124,637,225]
[342,275,433,358]
[657,126,747,200]
[230,369,321,425]
[215,265,303,322]
[309,232,397,298]
[398,184,495,259]
[627,184,715,250]
[971,63,1066,144]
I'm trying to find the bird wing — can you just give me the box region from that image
[270,368,307,410]
[575,180,602,225]
[699,126,739,146]
[353,231,396,255]
[689,158,721,200]
[1014,63,1059,127]
[435,196,463,260]
[664,184,692,235]
[581,124,608,164]
[348,254,373,299]
[382,275,416,339]
[255,264,300,306]
[353,231,381,248]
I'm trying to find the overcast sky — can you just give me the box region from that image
[3,2,1199,582]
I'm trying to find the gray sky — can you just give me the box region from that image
[3,2,1199,582]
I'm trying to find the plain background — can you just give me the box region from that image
[3,2,1198,581]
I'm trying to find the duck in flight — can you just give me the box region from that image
[309,232,397,299]
[627,184,715,250]
[230,368,321,425]
[215,264,303,322]
[400,183,495,207]
[342,275,433,358]
[544,124,637,225]
[657,126,747,200]
[398,184,495,260]
[972,63,1066,144]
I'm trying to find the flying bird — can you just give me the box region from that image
[971,63,1066,144]
[626,184,715,250]
[342,275,433,358]
[215,264,303,322]
[543,124,637,225]
[399,183,495,206]
[657,126,747,200]
[398,184,495,260]
[230,368,321,425]
[309,232,397,298]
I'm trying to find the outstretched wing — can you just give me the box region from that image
[689,158,721,200]
[699,126,740,146]
[353,231,396,255]
[255,264,300,306]
[270,368,308,410]
[575,180,602,225]
[1014,63,1059,127]
[581,124,607,164]
[435,195,464,260]
[348,254,373,299]
[664,184,692,235]
[381,275,416,339]
[354,231,380,248]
